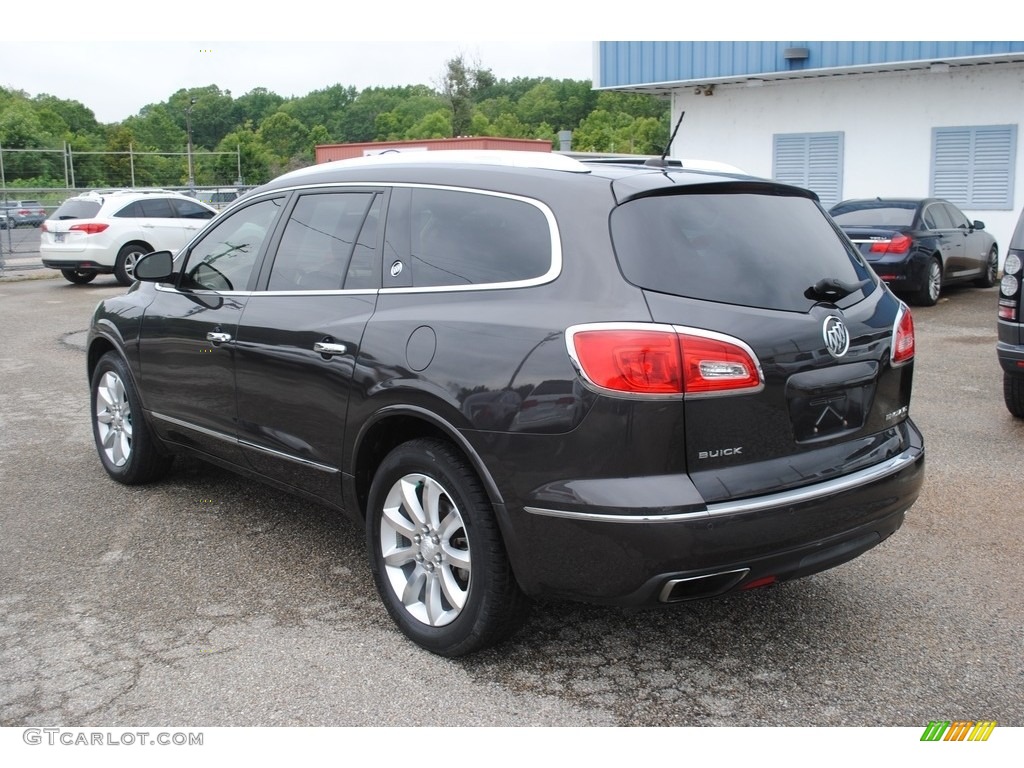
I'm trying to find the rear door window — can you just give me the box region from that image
[611,190,874,312]
[266,191,381,291]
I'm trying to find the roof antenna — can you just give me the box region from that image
[644,110,685,168]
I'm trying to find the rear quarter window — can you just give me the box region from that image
[611,190,873,312]
[405,188,553,288]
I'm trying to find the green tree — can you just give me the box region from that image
[214,126,272,186]
[258,111,310,164]
[439,55,494,137]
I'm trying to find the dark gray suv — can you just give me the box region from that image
[997,209,1024,416]
[86,151,925,656]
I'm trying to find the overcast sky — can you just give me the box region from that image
[1,40,595,124]
[0,3,990,124]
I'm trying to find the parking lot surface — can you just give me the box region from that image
[1,274,1022,727]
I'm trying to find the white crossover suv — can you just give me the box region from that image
[41,189,217,285]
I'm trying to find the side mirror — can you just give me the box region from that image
[972,220,985,231]
[134,250,174,281]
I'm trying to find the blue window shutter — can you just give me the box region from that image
[773,132,843,208]
[931,125,1016,210]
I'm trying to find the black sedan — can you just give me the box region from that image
[828,197,999,306]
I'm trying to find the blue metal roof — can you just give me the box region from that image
[596,42,1024,88]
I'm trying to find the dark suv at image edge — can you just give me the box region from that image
[997,208,1024,416]
[86,151,925,656]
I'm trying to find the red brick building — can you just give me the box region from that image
[315,137,552,163]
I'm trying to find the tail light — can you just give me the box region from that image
[870,234,913,255]
[891,304,915,366]
[69,222,109,235]
[566,323,763,398]
[1000,252,1022,321]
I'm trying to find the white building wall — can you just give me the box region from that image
[669,65,1024,258]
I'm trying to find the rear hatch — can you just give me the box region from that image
[41,197,104,249]
[607,180,915,503]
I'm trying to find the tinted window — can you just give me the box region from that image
[51,199,102,220]
[612,191,873,312]
[408,188,551,287]
[267,191,379,291]
[172,198,217,219]
[182,197,283,292]
[115,198,176,218]
[829,202,916,227]
[922,204,953,230]
[942,203,971,229]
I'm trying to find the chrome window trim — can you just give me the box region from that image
[524,445,920,524]
[151,412,339,474]
[163,182,562,296]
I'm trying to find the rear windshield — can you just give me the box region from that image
[611,191,873,312]
[51,199,102,220]
[828,202,916,227]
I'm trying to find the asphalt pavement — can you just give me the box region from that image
[0,271,1022,731]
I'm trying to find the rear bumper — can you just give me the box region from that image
[40,258,114,274]
[501,420,925,605]
[996,339,1024,375]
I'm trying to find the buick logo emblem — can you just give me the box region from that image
[823,316,850,359]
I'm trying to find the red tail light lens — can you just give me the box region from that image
[891,305,915,365]
[571,328,682,394]
[69,222,109,235]
[870,234,912,255]
[567,324,762,397]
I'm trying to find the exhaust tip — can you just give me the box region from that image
[659,568,750,602]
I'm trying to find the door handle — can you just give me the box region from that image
[207,332,232,344]
[313,341,347,356]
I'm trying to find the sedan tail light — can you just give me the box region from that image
[566,323,763,398]
[870,234,913,255]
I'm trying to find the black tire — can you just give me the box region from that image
[114,243,151,286]
[366,438,529,656]
[975,246,999,288]
[912,256,942,306]
[1004,373,1024,418]
[61,268,97,284]
[90,352,174,484]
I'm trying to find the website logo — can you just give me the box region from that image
[920,720,997,742]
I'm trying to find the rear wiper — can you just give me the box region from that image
[805,277,871,303]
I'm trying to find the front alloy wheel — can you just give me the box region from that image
[95,369,133,468]
[90,352,173,484]
[366,438,528,656]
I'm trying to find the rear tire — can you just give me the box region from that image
[912,256,942,306]
[366,438,529,656]
[61,268,97,284]
[975,246,998,288]
[114,243,150,286]
[1004,373,1024,418]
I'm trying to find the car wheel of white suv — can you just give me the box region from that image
[115,243,151,286]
